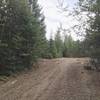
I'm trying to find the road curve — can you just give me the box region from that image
[0,58,100,100]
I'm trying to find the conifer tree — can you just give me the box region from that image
[0,0,46,74]
[55,28,63,57]
[78,0,100,68]
[48,35,58,58]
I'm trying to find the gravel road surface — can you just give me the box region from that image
[0,58,100,100]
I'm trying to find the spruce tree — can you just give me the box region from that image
[55,28,63,57]
[0,0,46,74]
[78,0,100,69]
[31,0,46,59]
[48,35,57,58]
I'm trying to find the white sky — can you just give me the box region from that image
[38,0,79,40]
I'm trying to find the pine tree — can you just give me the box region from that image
[55,28,63,57]
[63,34,83,57]
[48,35,58,58]
[63,35,68,57]
[63,34,74,57]
[0,0,46,75]
[0,0,32,71]
[78,0,100,69]
[31,0,46,59]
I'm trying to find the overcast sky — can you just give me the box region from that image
[38,0,78,40]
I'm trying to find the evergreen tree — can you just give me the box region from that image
[55,28,63,57]
[31,0,46,59]
[63,35,68,57]
[0,0,32,71]
[63,34,74,57]
[78,0,100,69]
[63,34,84,57]
[0,0,46,75]
[48,36,57,58]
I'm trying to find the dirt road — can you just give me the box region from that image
[0,58,100,100]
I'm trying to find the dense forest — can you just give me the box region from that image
[77,0,100,70]
[0,0,100,75]
[0,0,47,75]
[45,29,85,59]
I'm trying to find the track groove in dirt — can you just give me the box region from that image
[0,58,100,100]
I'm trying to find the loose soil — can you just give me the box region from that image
[0,58,100,100]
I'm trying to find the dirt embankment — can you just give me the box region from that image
[0,58,100,100]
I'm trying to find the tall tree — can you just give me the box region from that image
[0,0,46,74]
[48,35,58,58]
[78,0,100,68]
[63,34,84,57]
[63,34,74,57]
[55,28,63,57]
[63,34,68,57]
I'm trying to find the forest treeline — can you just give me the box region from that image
[77,0,100,70]
[0,0,100,75]
[44,29,86,59]
[0,0,85,75]
[0,0,47,75]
